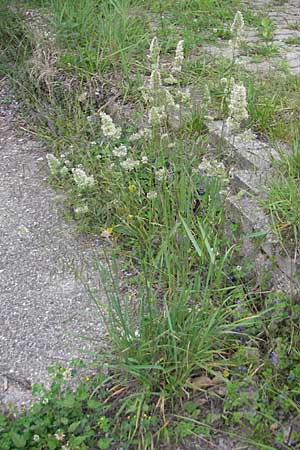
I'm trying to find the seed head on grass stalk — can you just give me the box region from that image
[150,68,162,91]
[227,82,248,133]
[172,40,184,73]
[148,36,160,69]
[230,11,245,50]
[149,106,167,128]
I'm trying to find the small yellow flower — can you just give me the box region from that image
[85,376,90,381]
[128,214,134,220]
[223,369,230,378]
[101,227,114,238]
[128,184,136,192]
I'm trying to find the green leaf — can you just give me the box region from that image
[47,436,59,450]
[87,398,101,409]
[98,438,113,449]
[31,383,45,396]
[184,401,198,415]
[70,435,87,446]
[0,413,8,427]
[198,220,216,264]
[246,230,268,238]
[62,394,75,408]
[77,386,89,401]
[180,215,203,258]
[10,432,27,448]
[68,420,81,433]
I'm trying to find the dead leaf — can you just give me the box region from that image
[270,423,279,432]
[187,375,223,390]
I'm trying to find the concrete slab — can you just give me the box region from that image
[0,78,107,407]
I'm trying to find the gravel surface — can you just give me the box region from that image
[0,77,107,407]
[205,0,300,75]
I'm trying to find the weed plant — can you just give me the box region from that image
[265,142,300,247]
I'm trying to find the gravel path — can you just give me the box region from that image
[0,77,106,407]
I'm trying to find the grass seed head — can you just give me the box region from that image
[230,11,244,49]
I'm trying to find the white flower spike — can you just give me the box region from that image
[100,111,121,140]
[172,40,184,73]
[230,11,244,49]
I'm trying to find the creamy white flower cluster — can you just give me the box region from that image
[172,40,184,73]
[148,36,160,69]
[47,154,69,177]
[176,89,191,106]
[100,111,121,140]
[120,158,140,171]
[149,105,167,127]
[150,68,162,91]
[145,37,190,129]
[155,167,167,181]
[164,73,177,85]
[72,167,95,189]
[147,191,158,199]
[227,82,248,132]
[198,158,229,190]
[220,76,235,95]
[230,11,244,50]
[112,144,127,157]
[99,112,147,168]
[74,205,89,215]
[47,154,61,175]
[148,36,184,75]
[129,128,151,142]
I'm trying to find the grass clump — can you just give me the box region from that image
[53,0,149,75]
[241,42,279,58]
[0,1,31,68]
[265,143,300,247]
[284,36,300,46]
